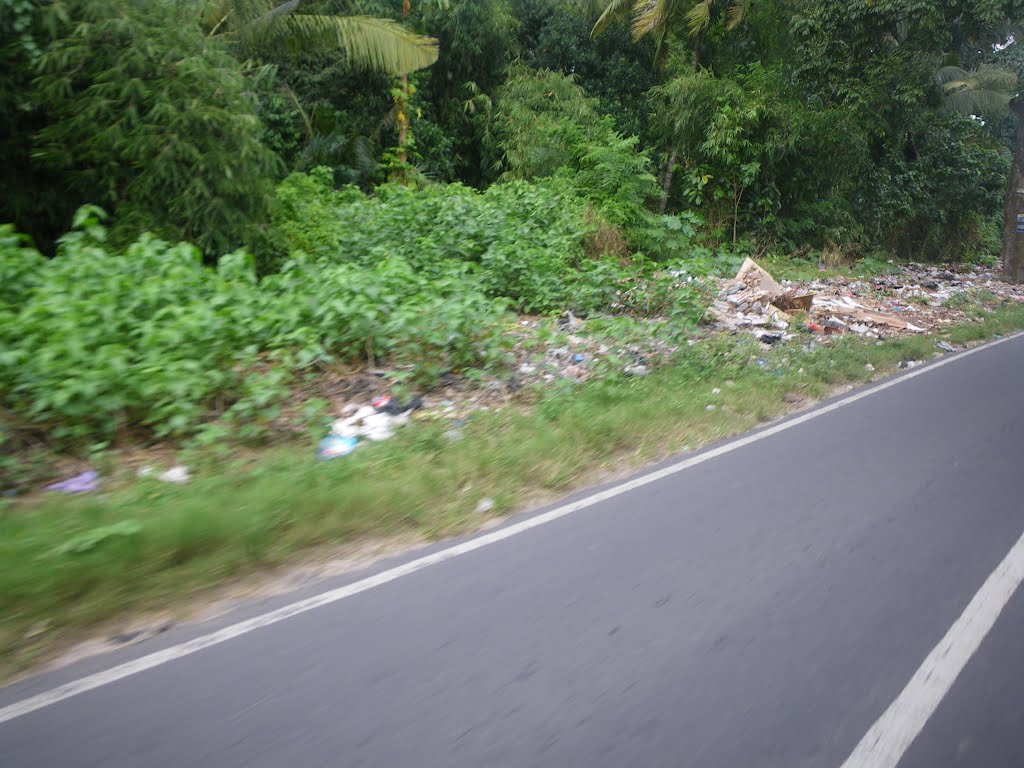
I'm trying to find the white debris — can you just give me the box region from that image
[158,465,191,485]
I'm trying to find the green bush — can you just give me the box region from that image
[492,65,659,247]
[274,168,716,314]
[0,209,508,444]
[275,169,602,311]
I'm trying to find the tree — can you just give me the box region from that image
[26,0,283,258]
[417,0,520,185]
[937,64,1023,280]
[517,0,658,140]
[204,0,439,76]
[589,0,750,211]
[204,1,440,186]
[493,65,603,180]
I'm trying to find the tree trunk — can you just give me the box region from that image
[395,0,412,174]
[397,73,409,167]
[658,148,677,214]
[1002,100,1024,283]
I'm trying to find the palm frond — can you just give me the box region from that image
[943,89,1011,117]
[725,0,746,31]
[935,64,970,85]
[245,14,438,74]
[936,64,1018,117]
[632,0,673,42]
[590,0,634,38]
[652,20,670,65]
[684,0,713,37]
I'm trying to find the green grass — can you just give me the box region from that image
[759,252,899,282]
[3,302,1024,678]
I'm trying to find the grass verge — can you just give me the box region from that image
[3,300,1024,679]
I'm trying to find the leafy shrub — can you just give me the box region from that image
[274,168,718,313]
[492,66,659,247]
[0,209,508,444]
[275,169,611,311]
[0,225,45,310]
[561,126,658,234]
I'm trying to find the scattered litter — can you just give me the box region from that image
[562,364,586,380]
[332,402,415,442]
[712,387,721,395]
[157,465,191,485]
[898,360,921,370]
[705,404,717,412]
[936,341,956,353]
[571,353,586,363]
[46,470,99,494]
[624,364,649,377]
[475,498,495,514]
[317,434,359,460]
[560,310,583,332]
[756,358,767,367]
[865,364,875,372]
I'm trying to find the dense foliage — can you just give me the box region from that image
[0,209,507,443]
[4,0,1019,258]
[4,0,282,256]
[3,0,1022,452]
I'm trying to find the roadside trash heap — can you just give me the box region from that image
[317,395,423,460]
[706,257,1024,342]
[706,258,814,345]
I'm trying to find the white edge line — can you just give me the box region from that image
[840,529,1024,768]
[1,332,1022,726]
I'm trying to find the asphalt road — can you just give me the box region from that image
[3,335,1024,768]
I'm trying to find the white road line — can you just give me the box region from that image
[840,529,1024,768]
[1,332,1021,726]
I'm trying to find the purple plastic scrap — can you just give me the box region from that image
[45,470,99,494]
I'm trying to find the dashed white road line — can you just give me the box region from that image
[1,332,1022,727]
[840,528,1024,768]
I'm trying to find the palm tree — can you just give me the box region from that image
[204,0,439,75]
[205,0,438,185]
[589,0,747,67]
[936,64,1022,281]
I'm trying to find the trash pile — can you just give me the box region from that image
[32,256,1024,491]
[706,258,814,345]
[706,258,1024,341]
[317,395,423,460]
